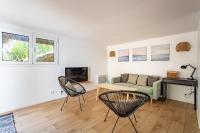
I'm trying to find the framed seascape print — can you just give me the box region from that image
[151,44,170,61]
[132,47,147,61]
[118,49,129,62]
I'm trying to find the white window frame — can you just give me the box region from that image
[0,29,32,64]
[33,34,58,65]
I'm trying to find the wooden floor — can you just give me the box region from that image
[13,90,200,133]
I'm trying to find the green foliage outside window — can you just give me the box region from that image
[2,32,29,62]
[35,43,54,56]
[2,32,56,63]
[3,41,29,61]
[35,38,54,62]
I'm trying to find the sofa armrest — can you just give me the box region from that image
[111,77,121,83]
[152,80,162,100]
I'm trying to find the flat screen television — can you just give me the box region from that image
[65,67,88,82]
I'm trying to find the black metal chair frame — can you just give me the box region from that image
[99,90,150,133]
[58,76,86,111]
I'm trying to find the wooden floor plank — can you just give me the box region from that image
[11,90,200,133]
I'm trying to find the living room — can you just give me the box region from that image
[0,0,200,133]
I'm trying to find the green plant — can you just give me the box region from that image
[5,41,29,61]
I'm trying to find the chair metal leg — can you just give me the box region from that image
[61,96,68,111]
[112,117,119,133]
[104,109,110,121]
[79,96,83,111]
[133,114,137,122]
[128,117,138,133]
[82,94,85,102]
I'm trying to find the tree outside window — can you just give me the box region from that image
[35,38,55,62]
[2,32,29,62]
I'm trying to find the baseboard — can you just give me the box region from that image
[197,108,200,129]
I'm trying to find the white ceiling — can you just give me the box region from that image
[0,0,200,45]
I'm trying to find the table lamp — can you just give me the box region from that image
[180,64,196,80]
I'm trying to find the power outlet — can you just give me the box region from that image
[61,90,64,95]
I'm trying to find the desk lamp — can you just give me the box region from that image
[180,64,196,80]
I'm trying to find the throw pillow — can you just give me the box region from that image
[137,75,148,86]
[65,81,75,90]
[120,74,129,82]
[128,74,138,84]
[148,76,159,87]
[65,81,74,89]
[65,81,78,96]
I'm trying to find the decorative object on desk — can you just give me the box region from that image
[118,49,129,62]
[176,42,191,52]
[109,51,116,57]
[167,71,178,78]
[180,64,196,80]
[132,47,147,61]
[151,44,170,61]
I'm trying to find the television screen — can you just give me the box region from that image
[65,67,88,82]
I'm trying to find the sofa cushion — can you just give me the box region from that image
[128,74,138,84]
[136,85,153,95]
[113,83,153,96]
[114,83,134,87]
[120,74,129,82]
[137,75,148,86]
[147,76,159,87]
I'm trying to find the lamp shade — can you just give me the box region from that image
[180,65,187,69]
[109,51,116,57]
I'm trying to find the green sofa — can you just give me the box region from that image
[111,74,162,102]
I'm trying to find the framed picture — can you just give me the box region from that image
[151,44,170,61]
[132,47,147,61]
[118,49,129,62]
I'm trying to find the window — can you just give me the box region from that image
[0,30,58,65]
[2,32,30,62]
[33,35,58,64]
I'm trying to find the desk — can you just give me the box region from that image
[162,78,198,110]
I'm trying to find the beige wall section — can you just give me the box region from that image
[107,31,198,104]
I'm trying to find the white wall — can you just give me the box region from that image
[197,15,200,128]
[0,24,107,113]
[108,31,198,103]
[197,19,200,109]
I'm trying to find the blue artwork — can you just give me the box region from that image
[132,47,147,61]
[118,49,129,62]
[151,44,170,61]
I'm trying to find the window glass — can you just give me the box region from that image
[2,32,29,62]
[35,38,54,62]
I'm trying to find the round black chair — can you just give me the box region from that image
[58,76,86,111]
[99,90,150,133]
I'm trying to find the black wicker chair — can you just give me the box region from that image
[58,76,86,111]
[99,90,150,133]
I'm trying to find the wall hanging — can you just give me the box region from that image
[151,44,170,61]
[176,42,191,52]
[118,49,129,62]
[132,47,147,61]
